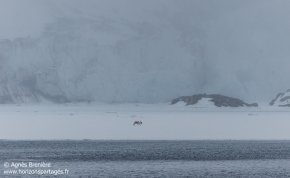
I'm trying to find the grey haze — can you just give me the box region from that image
[0,0,289,103]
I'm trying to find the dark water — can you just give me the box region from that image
[1,140,290,177]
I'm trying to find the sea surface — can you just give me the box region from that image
[1,140,290,178]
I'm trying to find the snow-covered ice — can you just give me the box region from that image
[0,103,290,140]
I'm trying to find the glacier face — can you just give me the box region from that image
[0,0,289,103]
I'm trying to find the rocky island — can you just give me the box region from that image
[172,94,258,107]
[270,89,290,107]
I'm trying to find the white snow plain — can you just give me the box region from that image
[0,102,290,140]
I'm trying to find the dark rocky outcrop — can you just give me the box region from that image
[270,89,290,107]
[172,94,258,107]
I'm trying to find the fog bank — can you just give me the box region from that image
[0,0,289,103]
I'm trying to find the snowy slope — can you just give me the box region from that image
[0,0,210,103]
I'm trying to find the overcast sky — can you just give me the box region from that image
[0,0,289,103]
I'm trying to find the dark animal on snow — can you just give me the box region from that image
[133,121,142,126]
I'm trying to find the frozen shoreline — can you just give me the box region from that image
[0,103,290,140]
